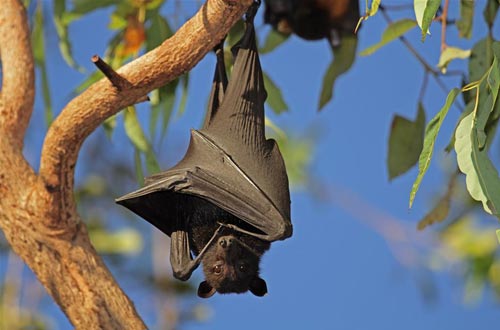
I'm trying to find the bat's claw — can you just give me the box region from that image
[245,1,260,23]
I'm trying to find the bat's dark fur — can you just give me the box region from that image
[264,0,360,47]
[185,196,270,297]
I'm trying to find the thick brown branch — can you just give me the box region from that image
[0,0,35,149]
[0,0,253,328]
[39,0,253,229]
[0,151,146,328]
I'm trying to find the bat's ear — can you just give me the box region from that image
[197,281,216,298]
[249,277,267,297]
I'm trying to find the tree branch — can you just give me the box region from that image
[0,0,35,149]
[0,0,254,328]
[38,0,253,229]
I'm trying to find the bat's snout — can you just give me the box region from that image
[218,236,234,249]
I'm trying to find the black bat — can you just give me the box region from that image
[263,0,360,48]
[116,2,292,298]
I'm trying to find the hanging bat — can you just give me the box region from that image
[263,0,360,48]
[116,2,292,298]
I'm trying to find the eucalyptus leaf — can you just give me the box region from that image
[387,103,425,180]
[90,228,143,255]
[360,19,417,56]
[438,47,471,73]
[124,107,149,152]
[455,111,500,216]
[469,37,494,83]
[319,35,357,110]
[54,0,83,71]
[483,0,500,28]
[410,88,460,208]
[71,0,121,15]
[260,29,289,54]
[414,0,440,41]
[457,0,474,39]
[417,174,456,230]
[146,12,172,52]
[103,115,117,139]
[32,3,53,126]
[134,148,144,186]
[263,72,288,114]
[177,74,189,117]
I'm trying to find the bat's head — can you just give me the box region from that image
[198,235,268,298]
[263,0,294,34]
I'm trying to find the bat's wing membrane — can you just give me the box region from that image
[116,130,291,241]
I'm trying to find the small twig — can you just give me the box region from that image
[419,71,430,101]
[92,55,129,90]
[440,0,450,52]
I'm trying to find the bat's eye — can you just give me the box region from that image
[238,264,247,273]
[213,265,223,274]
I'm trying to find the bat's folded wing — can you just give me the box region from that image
[116,129,292,242]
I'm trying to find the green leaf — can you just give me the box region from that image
[319,35,357,110]
[269,128,313,187]
[124,107,149,152]
[496,230,500,244]
[417,189,451,230]
[71,0,121,15]
[387,103,425,180]
[146,12,172,52]
[177,74,189,117]
[260,29,289,54]
[108,13,128,30]
[417,174,456,230]
[409,88,460,208]
[469,37,494,83]
[356,0,381,29]
[455,108,500,216]
[437,47,471,74]
[360,19,417,56]
[149,84,175,139]
[455,51,500,215]
[445,101,474,153]
[475,48,500,149]
[414,0,440,41]
[366,0,381,16]
[54,0,83,71]
[226,20,245,48]
[457,0,474,39]
[483,0,500,29]
[145,149,161,174]
[90,228,143,255]
[103,115,117,139]
[124,107,160,176]
[263,72,288,114]
[133,148,144,186]
[32,3,53,126]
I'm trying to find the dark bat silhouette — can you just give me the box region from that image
[116,2,292,298]
[263,0,360,48]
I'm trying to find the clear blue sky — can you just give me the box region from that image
[7,1,500,329]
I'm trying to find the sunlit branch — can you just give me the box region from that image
[0,0,35,149]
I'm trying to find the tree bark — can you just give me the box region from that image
[0,0,253,328]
